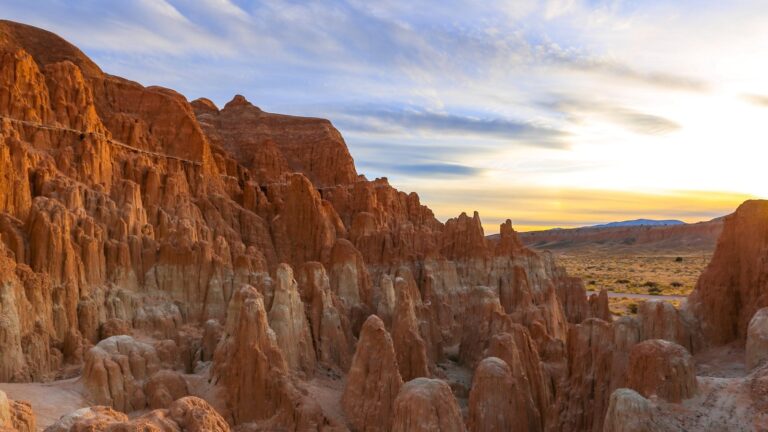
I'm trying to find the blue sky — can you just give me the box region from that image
[4,0,767,231]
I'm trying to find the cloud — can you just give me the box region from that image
[743,94,768,107]
[543,96,681,135]
[0,0,235,55]
[603,109,680,135]
[539,44,710,92]
[359,161,485,178]
[336,106,570,148]
[349,140,495,159]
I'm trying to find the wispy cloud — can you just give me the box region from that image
[742,93,768,107]
[336,106,569,147]
[359,161,484,178]
[543,97,681,135]
[549,53,710,92]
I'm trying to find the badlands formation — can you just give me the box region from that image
[0,19,768,432]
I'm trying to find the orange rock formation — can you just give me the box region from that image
[4,18,768,432]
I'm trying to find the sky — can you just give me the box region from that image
[3,0,767,232]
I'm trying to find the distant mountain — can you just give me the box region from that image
[590,219,685,229]
[509,217,725,255]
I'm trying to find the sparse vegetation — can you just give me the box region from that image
[556,253,710,301]
[675,256,684,262]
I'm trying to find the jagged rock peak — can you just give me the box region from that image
[191,97,219,114]
[223,94,260,110]
[342,314,403,432]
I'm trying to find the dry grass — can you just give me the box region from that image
[554,252,710,316]
[559,253,710,296]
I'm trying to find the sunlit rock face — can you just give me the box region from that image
[0,390,35,432]
[467,357,541,432]
[391,378,466,432]
[342,315,403,432]
[192,94,358,188]
[689,199,768,345]
[626,339,697,403]
[0,18,680,432]
[44,397,230,432]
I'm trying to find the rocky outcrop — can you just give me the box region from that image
[554,275,591,324]
[297,262,354,371]
[485,332,544,431]
[391,274,430,381]
[82,335,162,412]
[342,315,403,432]
[626,339,697,403]
[440,211,488,261]
[327,238,373,331]
[193,94,358,187]
[458,286,504,366]
[43,406,128,432]
[44,396,229,431]
[144,369,189,410]
[689,200,768,345]
[209,285,290,423]
[468,357,540,432]
[269,173,341,267]
[589,289,611,322]
[637,300,700,354]
[268,263,316,376]
[211,286,337,430]
[602,389,660,432]
[747,308,768,370]
[0,391,34,432]
[556,318,614,432]
[391,378,465,432]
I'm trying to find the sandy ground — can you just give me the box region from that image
[640,342,768,431]
[694,343,747,378]
[0,378,88,430]
[437,344,473,421]
[305,370,347,426]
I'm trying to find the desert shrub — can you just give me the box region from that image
[675,257,684,262]
[616,279,630,284]
[641,281,659,288]
[628,303,638,314]
[588,280,596,285]
[647,286,662,295]
[670,281,683,288]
